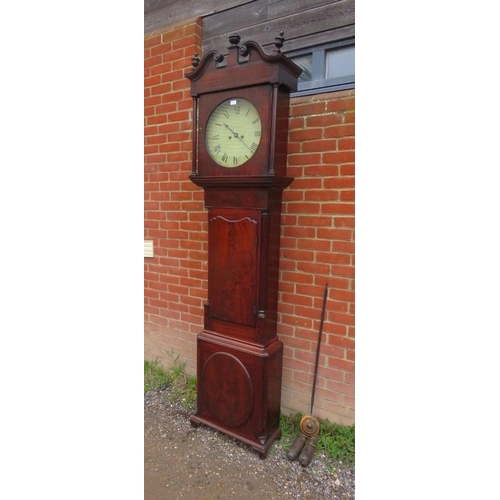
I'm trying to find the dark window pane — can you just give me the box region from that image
[291,54,313,83]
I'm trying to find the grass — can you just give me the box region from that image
[279,413,355,466]
[144,355,354,466]
[144,354,197,411]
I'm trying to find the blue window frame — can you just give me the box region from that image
[287,39,355,96]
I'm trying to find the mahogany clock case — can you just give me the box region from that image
[186,34,301,459]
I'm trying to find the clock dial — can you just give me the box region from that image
[205,98,262,168]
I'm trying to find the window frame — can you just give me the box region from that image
[286,38,355,96]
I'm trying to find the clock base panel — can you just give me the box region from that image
[190,330,283,459]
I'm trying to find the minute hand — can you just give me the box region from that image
[223,123,252,152]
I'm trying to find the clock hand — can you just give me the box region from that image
[223,123,252,152]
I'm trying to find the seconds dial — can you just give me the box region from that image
[205,98,262,168]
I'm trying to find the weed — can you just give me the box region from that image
[144,355,197,411]
[144,358,170,392]
[279,412,303,449]
[318,420,355,465]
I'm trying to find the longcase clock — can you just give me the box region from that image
[186,32,301,458]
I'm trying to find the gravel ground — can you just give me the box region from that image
[145,388,355,499]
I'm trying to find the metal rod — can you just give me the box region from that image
[310,283,328,415]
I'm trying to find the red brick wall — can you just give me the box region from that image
[144,19,205,372]
[144,19,355,425]
[280,92,355,424]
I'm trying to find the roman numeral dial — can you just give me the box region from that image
[205,98,262,168]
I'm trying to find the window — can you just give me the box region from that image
[287,39,355,96]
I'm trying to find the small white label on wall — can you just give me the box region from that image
[144,240,154,258]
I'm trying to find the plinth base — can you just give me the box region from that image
[191,330,283,459]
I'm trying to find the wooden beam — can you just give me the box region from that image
[145,0,255,34]
[202,0,354,55]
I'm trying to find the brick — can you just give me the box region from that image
[287,153,322,166]
[158,122,180,134]
[339,137,355,150]
[150,83,173,96]
[324,177,355,189]
[324,124,355,138]
[288,117,305,130]
[322,151,355,164]
[144,125,158,136]
[327,357,354,372]
[144,95,162,108]
[303,164,339,177]
[151,62,173,76]
[161,90,184,103]
[146,134,167,145]
[167,152,189,162]
[341,164,355,176]
[144,35,162,48]
[172,79,190,92]
[297,238,330,252]
[295,283,328,299]
[327,333,355,350]
[281,314,313,329]
[333,216,355,228]
[296,261,330,276]
[281,292,313,307]
[302,139,336,153]
[321,203,354,215]
[291,101,326,117]
[286,201,320,214]
[144,145,158,155]
[332,265,355,278]
[289,127,324,142]
[145,154,166,164]
[340,190,355,201]
[168,131,190,142]
[144,55,162,68]
[307,114,343,128]
[282,226,316,238]
[304,189,338,202]
[162,26,184,43]
[297,215,332,227]
[281,271,314,285]
[289,177,322,190]
[280,236,297,249]
[168,110,190,122]
[319,344,345,361]
[148,114,168,128]
[316,252,350,265]
[150,42,174,57]
[159,142,181,153]
[327,97,355,113]
[332,241,355,253]
[317,228,353,240]
[144,75,162,88]
[282,248,314,262]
